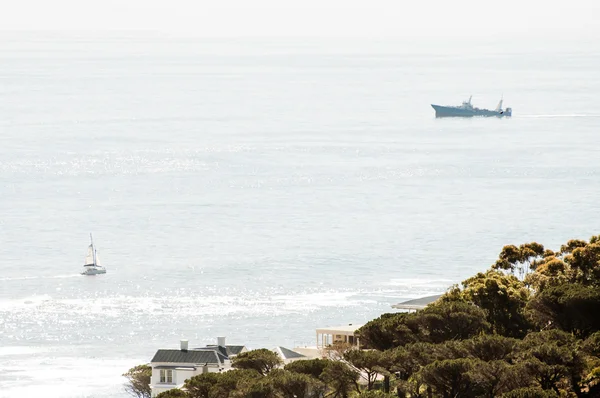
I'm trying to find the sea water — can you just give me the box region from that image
[1,33,599,397]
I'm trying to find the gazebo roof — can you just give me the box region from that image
[316,324,364,335]
[391,294,442,310]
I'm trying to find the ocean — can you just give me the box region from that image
[1,33,599,397]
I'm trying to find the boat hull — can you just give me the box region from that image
[81,266,106,275]
[431,104,511,118]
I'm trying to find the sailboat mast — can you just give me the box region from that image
[90,233,96,266]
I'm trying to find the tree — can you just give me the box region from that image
[415,300,491,343]
[156,389,190,398]
[267,369,326,398]
[377,348,407,393]
[583,366,600,397]
[514,330,586,395]
[206,369,262,398]
[499,387,558,398]
[234,377,276,398]
[183,373,221,398]
[525,256,569,292]
[467,360,529,398]
[562,239,600,286]
[493,242,546,279]
[232,349,283,376]
[343,349,383,390]
[463,334,518,362]
[123,364,152,398]
[443,270,531,338]
[319,361,360,398]
[526,283,600,339]
[356,391,397,398]
[284,358,331,379]
[582,331,600,358]
[416,358,476,398]
[357,312,418,350]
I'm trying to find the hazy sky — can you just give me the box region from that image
[2,0,599,39]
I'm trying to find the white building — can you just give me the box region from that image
[149,337,247,397]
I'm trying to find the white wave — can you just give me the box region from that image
[0,289,378,318]
[384,278,453,299]
[0,294,53,310]
[0,274,81,281]
[0,275,40,281]
[0,346,54,357]
[518,114,600,118]
[0,355,140,397]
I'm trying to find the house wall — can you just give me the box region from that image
[150,362,224,397]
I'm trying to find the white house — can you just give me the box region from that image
[149,337,247,397]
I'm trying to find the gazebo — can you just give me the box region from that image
[315,324,364,349]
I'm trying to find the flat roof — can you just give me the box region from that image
[316,324,364,334]
[391,294,442,310]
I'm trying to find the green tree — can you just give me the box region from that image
[183,372,221,398]
[319,361,360,398]
[525,256,569,292]
[416,358,476,398]
[582,331,600,358]
[562,238,600,286]
[156,389,190,398]
[267,369,325,398]
[415,300,491,343]
[583,366,600,397]
[358,312,418,350]
[467,360,529,398]
[343,349,383,390]
[515,330,586,395]
[443,270,531,338]
[463,334,518,362]
[493,242,546,279]
[209,369,263,398]
[526,283,600,339]
[356,390,397,398]
[123,364,152,398]
[499,387,558,398]
[232,349,283,376]
[392,342,439,382]
[284,358,331,379]
[233,377,276,398]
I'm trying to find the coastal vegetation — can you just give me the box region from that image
[127,235,600,398]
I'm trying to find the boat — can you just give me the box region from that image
[81,233,106,275]
[431,96,512,118]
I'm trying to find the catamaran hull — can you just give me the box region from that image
[431,104,511,118]
[81,266,106,275]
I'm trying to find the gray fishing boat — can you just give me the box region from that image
[431,96,512,118]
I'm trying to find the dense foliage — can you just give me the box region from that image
[130,235,600,398]
[356,235,600,397]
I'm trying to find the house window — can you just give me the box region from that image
[160,369,173,384]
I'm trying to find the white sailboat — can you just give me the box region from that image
[81,233,106,275]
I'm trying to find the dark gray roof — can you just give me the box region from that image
[151,349,221,364]
[154,366,196,370]
[277,347,306,359]
[201,345,246,357]
[225,345,246,355]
